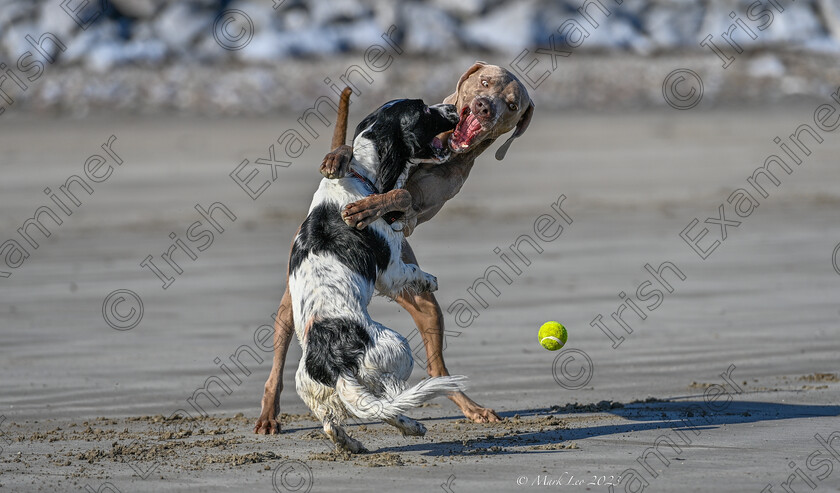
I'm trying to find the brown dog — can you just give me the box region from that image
[328,61,534,234]
[255,61,534,434]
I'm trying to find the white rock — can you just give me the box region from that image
[228,0,279,33]
[37,1,80,40]
[280,26,341,55]
[536,4,650,54]
[333,19,389,51]
[61,22,120,65]
[759,2,824,44]
[84,37,166,72]
[697,0,743,46]
[0,0,38,30]
[747,54,786,78]
[577,13,649,52]
[645,4,705,47]
[401,4,459,53]
[283,7,312,31]
[369,0,398,28]
[154,2,209,51]
[431,0,486,18]
[84,42,123,72]
[308,0,369,26]
[234,30,287,63]
[462,1,536,54]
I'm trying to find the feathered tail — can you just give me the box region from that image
[336,373,467,421]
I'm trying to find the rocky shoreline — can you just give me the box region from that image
[2,51,838,116]
[1,0,840,114]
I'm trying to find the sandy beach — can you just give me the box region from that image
[1,106,839,492]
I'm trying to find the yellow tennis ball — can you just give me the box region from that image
[538,321,567,351]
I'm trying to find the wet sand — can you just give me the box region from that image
[1,107,839,492]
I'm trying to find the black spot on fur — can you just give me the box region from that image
[289,202,390,282]
[305,318,371,387]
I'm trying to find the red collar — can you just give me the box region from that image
[346,169,400,225]
[348,168,379,195]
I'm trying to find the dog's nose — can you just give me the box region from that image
[473,97,493,119]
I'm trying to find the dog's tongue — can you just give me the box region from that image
[451,107,482,150]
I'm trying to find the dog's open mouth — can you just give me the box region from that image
[429,135,450,162]
[449,106,484,152]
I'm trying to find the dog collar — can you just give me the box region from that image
[348,168,380,195]
[346,168,401,225]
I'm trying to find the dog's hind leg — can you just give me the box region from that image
[385,415,427,437]
[323,419,367,454]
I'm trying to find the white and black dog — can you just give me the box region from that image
[289,99,465,453]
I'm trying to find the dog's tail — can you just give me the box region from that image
[331,87,352,150]
[336,373,467,421]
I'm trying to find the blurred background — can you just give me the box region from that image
[2,0,840,115]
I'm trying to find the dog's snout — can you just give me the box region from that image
[473,97,493,119]
[430,103,459,125]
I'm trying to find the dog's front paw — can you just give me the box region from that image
[320,145,351,179]
[420,272,438,293]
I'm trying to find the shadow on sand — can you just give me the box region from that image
[282,397,840,457]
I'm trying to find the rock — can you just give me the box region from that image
[535,3,651,54]
[240,26,340,60]
[227,1,277,33]
[816,0,840,41]
[462,0,537,54]
[747,54,786,78]
[578,12,650,53]
[333,19,389,52]
[108,0,163,19]
[308,0,370,26]
[431,0,486,18]
[369,0,398,28]
[759,2,824,45]
[0,0,38,30]
[62,21,121,66]
[2,21,41,59]
[235,30,287,63]
[401,4,459,53]
[697,0,742,47]
[153,2,209,51]
[84,36,166,72]
[645,2,705,48]
[37,1,80,40]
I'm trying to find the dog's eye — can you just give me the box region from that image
[424,106,430,114]
[481,79,489,87]
[508,103,518,111]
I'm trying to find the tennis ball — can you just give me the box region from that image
[538,321,567,351]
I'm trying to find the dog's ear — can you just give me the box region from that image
[495,99,535,161]
[369,116,411,192]
[443,61,487,107]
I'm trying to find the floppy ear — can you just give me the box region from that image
[443,61,487,107]
[495,99,535,161]
[369,117,411,192]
